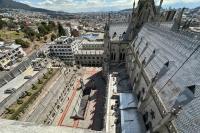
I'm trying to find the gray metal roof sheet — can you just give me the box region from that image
[136,24,200,133]
[109,23,129,41]
[120,93,146,133]
[119,93,138,109]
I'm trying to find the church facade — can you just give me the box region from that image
[103,0,200,133]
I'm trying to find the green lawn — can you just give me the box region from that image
[0,30,24,41]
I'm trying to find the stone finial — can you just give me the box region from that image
[171,8,185,32]
[133,0,135,10]
[108,13,111,25]
[160,0,163,7]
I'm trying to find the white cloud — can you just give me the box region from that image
[163,0,200,4]
[20,0,31,5]
[18,0,200,12]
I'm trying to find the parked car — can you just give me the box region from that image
[4,88,16,94]
[33,67,41,71]
[19,92,27,99]
[24,75,32,79]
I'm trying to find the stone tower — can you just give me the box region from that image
[127,0,157,40]
[171,8,185,31]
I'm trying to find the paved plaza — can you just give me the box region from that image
[53,67,106,131]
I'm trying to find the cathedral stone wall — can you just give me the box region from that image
[126,23,200,133]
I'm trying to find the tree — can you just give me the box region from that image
[7,20,17,30]
[38,24,48,36]
[78,26,83,30]
[20,21,26,30]
[48,21,56,31]
[15,39,30,48]
[21,26,36,41]
[0,19,6,29]
[65,23,71,27]
[57,22,66,37]
[51,33,56,41]
[36,33,41,41]
[41,22,50,32]
[71,29,79,37]
[44,36,47,42]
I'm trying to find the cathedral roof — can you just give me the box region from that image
[109,23,129,41]
[134,23,200,133]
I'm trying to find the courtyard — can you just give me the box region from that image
[53,67,107,131]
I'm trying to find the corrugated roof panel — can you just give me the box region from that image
[119,93,138,109]
[121,110,146,133]
[120,93,146,133]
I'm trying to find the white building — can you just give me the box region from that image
[73,32,105,66]
[48,36,80,65]
[0,52,11,70]
[64,27,71,37]
[80,41,104,50]
[74,50,104,67]
[0,42,26,70]
[5,43,26,64]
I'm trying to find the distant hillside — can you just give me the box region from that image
[194,6,200,10]
[0,0,64,14]
[191,6,200,14]
[120,8,132,12]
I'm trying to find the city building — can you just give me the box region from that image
[80,32,104,50]
[74,50,104,67]
[0,42,26,70]
[0,52,11,70]
[48,36,80,65]
[82,32,104,42]
[80,41,104,50]
[74,32,105,66]
[48,32,105,67]
[64,27,71,37]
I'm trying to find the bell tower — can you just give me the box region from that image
[127,0,157,40]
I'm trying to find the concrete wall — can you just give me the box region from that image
[0,119,104,133]
[140,95,162,127]
[125,34,171,133]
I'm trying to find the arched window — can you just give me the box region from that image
[143,111,148,123]
[137,91,141,100]
[146,121,152,131]
[142,88,145,95]
[150,109,155,119]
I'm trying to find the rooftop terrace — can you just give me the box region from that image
[81,32,104,41]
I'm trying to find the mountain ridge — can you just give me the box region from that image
[0,0,66,14]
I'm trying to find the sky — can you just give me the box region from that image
[16,0,200,13]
